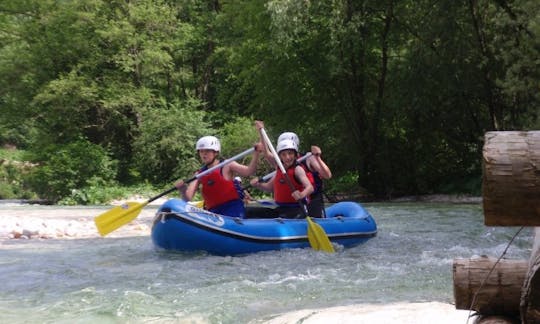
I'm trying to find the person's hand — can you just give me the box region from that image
[175,180,186,192]
[291,190,302,201]
[254,141,264,153]
[255,120,265,130]
[249,178,259,187]
[311,145,322,157]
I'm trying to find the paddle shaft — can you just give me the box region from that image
[145,147,257,204]
[167,146,256,202]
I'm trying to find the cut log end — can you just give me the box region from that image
[482,131,540,226]
[453,256,527,316]
[473,315,520,324]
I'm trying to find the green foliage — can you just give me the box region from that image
[0,148,27,161]
[219,116,259,154]
[325,172,362,195]
[0,162,37,200]
[218,116,272,177]
[26,139,118,203]
[0,124,35,149]
[0,148,37,199]
[492,1,540,129]
[438,176,482,196]
[0,0,538,202]
[57,177,124,206]
[131,112,264,185]
[131,99,212,184]
[58,182,158,206]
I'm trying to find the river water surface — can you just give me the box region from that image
[0,202,532,323]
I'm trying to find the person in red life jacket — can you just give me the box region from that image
[277,132,332,218]
[254,122,332,218]
[249,139,314,219]
[175,135,263,218]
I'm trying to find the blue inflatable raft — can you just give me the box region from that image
[151,198,377,255]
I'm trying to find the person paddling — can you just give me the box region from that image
[250,138,314,219]
[175,135,263,218]
[277,132,332,218]
[254,121,332,218]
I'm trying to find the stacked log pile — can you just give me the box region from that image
[453,131,540,323]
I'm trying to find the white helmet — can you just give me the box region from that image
[277,139,298,153]
[277,132,300,147]
[196,136,220,152]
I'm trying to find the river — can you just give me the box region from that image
[0,201,532,323]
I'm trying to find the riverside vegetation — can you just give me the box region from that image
[0,147,157,205]
[0,146,479,205]
[1,1,538,205]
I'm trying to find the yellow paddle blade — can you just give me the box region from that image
[190,200,204,208]
[306,217,335,253]
[94,201,148,236]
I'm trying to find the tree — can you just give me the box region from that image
[213,0,539,197]
[1,0,538,201]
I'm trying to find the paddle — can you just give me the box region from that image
[94,147,256,236]
[259,128,334,253]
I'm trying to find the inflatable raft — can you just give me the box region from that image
[151,198,377,255]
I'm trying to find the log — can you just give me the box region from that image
[482,131,540,226]
[520,228,540,323]
[453,256,527,316]
[474,315,520,324]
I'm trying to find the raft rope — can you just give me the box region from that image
[466,226,525,324]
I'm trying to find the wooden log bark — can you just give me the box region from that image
[453,256,527,316]
[474,315,520,324]
[482,131,540,226]
[521,228,540,323]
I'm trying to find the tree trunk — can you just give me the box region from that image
[482,131,540,226]
[453,256,527,316]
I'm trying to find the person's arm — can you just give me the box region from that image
[255,120,276,166]
[307,145,332,179]
[249,174,274,193]
[291,166,314,201]
[175,178,199,201]
[227,142,262,177]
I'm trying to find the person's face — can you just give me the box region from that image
[279,149,297,168]
[198,149,218,164]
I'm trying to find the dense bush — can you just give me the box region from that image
[58,182,157,205]
[1,1,538,202]
[219,116,272,177]
[0,149,37,199]
[130,100,213,184]
[0,162,37,200]
[131,107,266,186]
[26,139,118,203]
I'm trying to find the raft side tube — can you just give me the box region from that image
[325,201,372,219]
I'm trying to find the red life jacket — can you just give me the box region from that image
[198,166,239,209]
[273,164,313,204]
